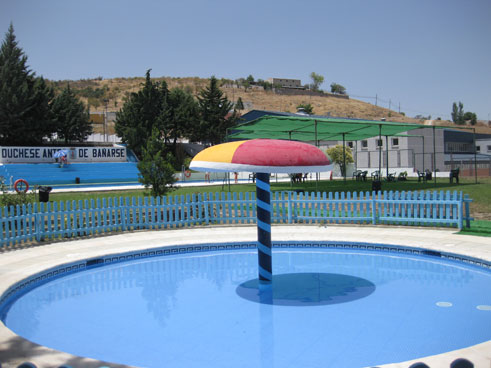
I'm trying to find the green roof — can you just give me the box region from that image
[228,115,428,142]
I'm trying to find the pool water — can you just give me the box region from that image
[3,248,491,368]
[0,162,140,187]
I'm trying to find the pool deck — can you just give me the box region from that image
[0,225,490,368]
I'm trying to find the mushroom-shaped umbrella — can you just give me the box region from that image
[190,139,332,284]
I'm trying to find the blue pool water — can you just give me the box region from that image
[0,162,140,187]
[3,248,491,368]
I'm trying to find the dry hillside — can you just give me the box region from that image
[49,76,491,134]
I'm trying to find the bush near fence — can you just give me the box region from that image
[0,190,472,249]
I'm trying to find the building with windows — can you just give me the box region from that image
[267,78,302,89]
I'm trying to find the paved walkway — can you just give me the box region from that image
[0,225,490,368]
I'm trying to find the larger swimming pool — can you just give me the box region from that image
[2,244,491,368]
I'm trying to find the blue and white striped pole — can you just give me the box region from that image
[256,172,272,283]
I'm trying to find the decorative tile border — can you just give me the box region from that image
[1,240,490,318]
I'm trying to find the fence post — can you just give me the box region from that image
[372,191,377,225]
[464,193,471,228]
[458,199,463,230]
[120,197,127,231]
[287,191,292,224]
[35,202,42,242]
[204,192,210,225]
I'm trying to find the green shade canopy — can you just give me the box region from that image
[228,115,428,142]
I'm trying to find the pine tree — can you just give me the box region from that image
[159,87,199,152]
[51,84,93,143]
[115,69,168,158]
[235,97,244,111]
[137,128,176,197]
[197,76,237,145]
[0,24,55,145]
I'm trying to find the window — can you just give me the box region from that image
[476,145,480,152]
[391,138,399,147]
[361,140,368,149]
[446,142,474,153]
[376,139,383,149]
[487,145,491,152]
[347,141,353,148]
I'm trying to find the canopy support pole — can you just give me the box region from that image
[256,173,272,284]
[314,120,318,147]
[385,135,389,179]
[315,121,319,187]
[422,135,425,173]
[355,141,358,171]
[433,126,437,185]
[378,125,382,179]
[342,133,346,182]
[473,128,478,184]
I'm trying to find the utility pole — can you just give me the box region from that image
[103,99,109,143]
[375,94,378,106]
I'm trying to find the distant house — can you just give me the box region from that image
[476,137,491,154]
[267,78,303,89]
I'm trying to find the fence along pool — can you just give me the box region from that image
[0,190,472,248]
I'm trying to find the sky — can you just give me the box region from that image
[1,0,490,121]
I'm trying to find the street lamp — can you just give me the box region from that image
[103,99,109,142]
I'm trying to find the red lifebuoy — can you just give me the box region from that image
[184,170,191,178]
[14,179,29,193]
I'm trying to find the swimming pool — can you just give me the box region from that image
[2,240,490,368]
[0,162,140,188]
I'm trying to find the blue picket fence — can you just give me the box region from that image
[0,190,472,248]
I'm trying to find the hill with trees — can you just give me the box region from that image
[47,75,491,136]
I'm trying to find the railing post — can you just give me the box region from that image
[458,199,463,230]
[35,202,42,242]
[204,193,210,225]
[121,197,127,231]
[372,191,377,225]
[287,191,292,224]
[464,194,471,228]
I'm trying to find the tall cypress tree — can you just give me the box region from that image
[51,84,92,143]
[197,76,237,145]
[451,102,465,125]
[0,24,55,145]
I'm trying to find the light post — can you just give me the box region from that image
[103,99,109,142]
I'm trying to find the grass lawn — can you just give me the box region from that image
[458,220,491,237]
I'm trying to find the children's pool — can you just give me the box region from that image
[2,245,491,368]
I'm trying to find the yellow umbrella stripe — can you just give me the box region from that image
[192,140,246,163]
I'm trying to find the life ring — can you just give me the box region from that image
[184,170,191,178]
[14,179,29,193]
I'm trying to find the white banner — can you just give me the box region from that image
[0,146,127,163]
